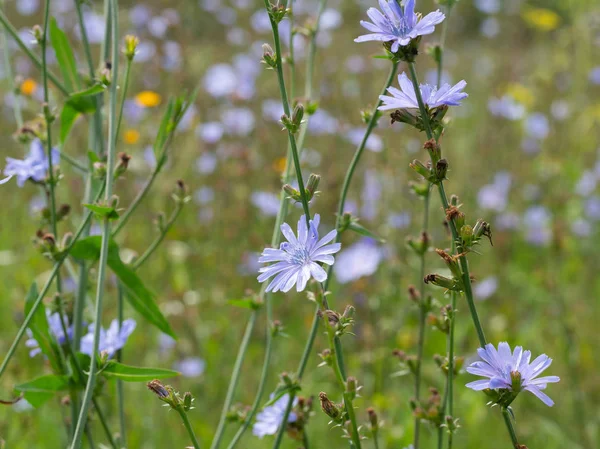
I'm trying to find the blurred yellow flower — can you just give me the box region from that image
[522,8,561,32]
[123,129,140,144]
[273,157,287,174]
[20,78,37,96]
[135,90,162,108]
[506,83,534,108]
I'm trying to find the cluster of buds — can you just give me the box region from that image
[424,249,466,293]
[35,230,73,261]
[460,219,493,250]
[261,43,277,68]
[13,118,46,144]
[392,349,418,376]
[280,104,304,134]
[366,407,380,436]
[283,173,320,203]
[407,285,434,313]
[409,157,448,185]
[286,396,314,441]
[147,380,194,412]
[427,304,454,334]
[440,415,460,436]
[391,104,448,135]
[31,25,44,45]
[433,354,464,376]
[411,387,443,426]
[123,35,139,61]
[267,1,289,24]
[318,305,355,338]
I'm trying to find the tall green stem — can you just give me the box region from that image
[177,406,202,449]
[70,0,119,446]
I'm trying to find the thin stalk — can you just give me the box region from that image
[302,431,310,449]
[413,188,431,449]
[0,184,104,381]
[70,0,119,446]
[436,5,453,87]
[60,151,89,173]
[111,168,159,236]
[115,57,133,143]
[501,408,519,447]
[0,9,68,95]
[116,286,126,448]
[0,0,22,128]
[41,0,62,298]
[177,406,201,449]
[209,312,258,449]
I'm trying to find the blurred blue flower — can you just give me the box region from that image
[308,109,339,135]
[477,172,511,212]
[525,113,549,140]
[251,191,281,217]
[129,4,152,28]
[194,187,215,205]
[16,0,39,16]
[523,205,551,246]
[585,196,600,221]
[466,342,559,407]
[473,276,498,300]
[196,152,218,174]
[379,72,467,111]
[334,238,384,284]
[488,95,524,120]
[480,17,500,38]
[362,169,382,221]
[589,66,600,85]
[203,64,238,98]
[1,139,60,187]
[347,128,383,152]
[196,122,224,144]
[148,16,169,38]
[25,311,72,357]
[174,357,206,378]
[221,108,255,136]
[355,0,445,53]
[550,100,570,121]
[253,394,298,438]
[575,171,597,197]
[388,211,411,229]
[474,0,500,14]
[80,319,136,358]
[571,218,592,237]
[258,214,340,293]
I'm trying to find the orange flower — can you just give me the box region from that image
[20,78,37,96]
[135,91,162,108]
[123,129,140,144]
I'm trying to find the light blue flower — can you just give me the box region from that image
[334,238,384,284]
[174,357,206,378]
[258,214,341,293]
[25,311,72,357]
[466,342,559,406]
[378,72,467,111]
[80,319,136,358]
[354,0,445,53]
[253,394,298,438]
[251,191,281,217]
[1,139,60,187]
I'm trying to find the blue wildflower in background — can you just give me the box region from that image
[80,319,136,358]
[258,214,340,293]
[466,342,560,406]
[25,311,72,357]
[354,0,445,52]
[1,139,60,187]
[253,394,298,438]
[379,72,468,111]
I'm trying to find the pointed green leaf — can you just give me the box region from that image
[24,283,61,370]
[59,104,80,144]
[49,18,79,92]
[70,237,177,338]
[14,374,70,408]
[348,222,386,243]
[101,361,179,382]
[83,204,120,220]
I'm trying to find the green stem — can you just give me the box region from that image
[0,184,104,381]
[116,285,126,448]
[177,407,202,449]
[343,391,362,449]
[70,0,119,446]
[436,5,453,87]
[111,168,159,236]
[116,57,133,143]
[209,311,258,449]
[60,151,89,173]
[0,0,22,128]
[0,9,68,95]
[502,408,519,447]
[302,431,310,449]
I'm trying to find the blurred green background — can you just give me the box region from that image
[0,0,599,447]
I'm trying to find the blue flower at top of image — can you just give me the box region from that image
[25,311,72,357]
[354,0,445,53]
[466,342,560,407]
[258,214,341,293]
[378,72,467,111]
[80,319,136,358]
[253,394,298,438]
[1,139,60,187]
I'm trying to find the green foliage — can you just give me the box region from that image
[14,374,70,408]
[49,18,80,93]
[100,361,180,382]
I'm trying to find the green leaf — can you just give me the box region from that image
[49,18,79,92]
[59,104,80,144]
[70,237,177,338]
[83,204,119,220]
[14,374,70,408]
[348,222,386,243]
[228,298,260,310]
[101,361,179,382]
[24,283,61,371]
[59,85,106,144]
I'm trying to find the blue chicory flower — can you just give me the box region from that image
[258,214,341,293]
[334,238,384,284]
[25,311,72,357]
[466,342,560,406]
[354,0,445,53]
[253,394,298,438]
[80,319,136,358]
[379,72,467,111]
[1,139,60,187]
[173,357,206,378]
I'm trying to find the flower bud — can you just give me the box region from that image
[147,380,170,399]
[319,392,341,421]
[123,35,139,60]
[367,407,378,433]
[424,274,460,291]
[100,62,112,85]
[262,43,277,68]
[407,285,420,304]
[346,376,358,398]
[409,159,431,180]
[473,219,493,246]
[115,152,131,177]
[292,104,304,129]
[445,205,465,229]
[435,159,448,182]
[31,25,43,44]
[306,173,320,201]
[57,204,71,221]
[93,162,107,179]
[183,392,194,411]
[423,139,441,164]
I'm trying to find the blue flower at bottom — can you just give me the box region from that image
[1,139,60,187]
[253,394,298,438]
[257,214,341,293]
[466,342,560,406]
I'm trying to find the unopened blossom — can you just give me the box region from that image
[466,342,560,406]
[1,139,60,187]
[258,214,341,293]
[253,394,298,438]
[379,72,468,111]
[80,319,136,358]
[354,0,445,53]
